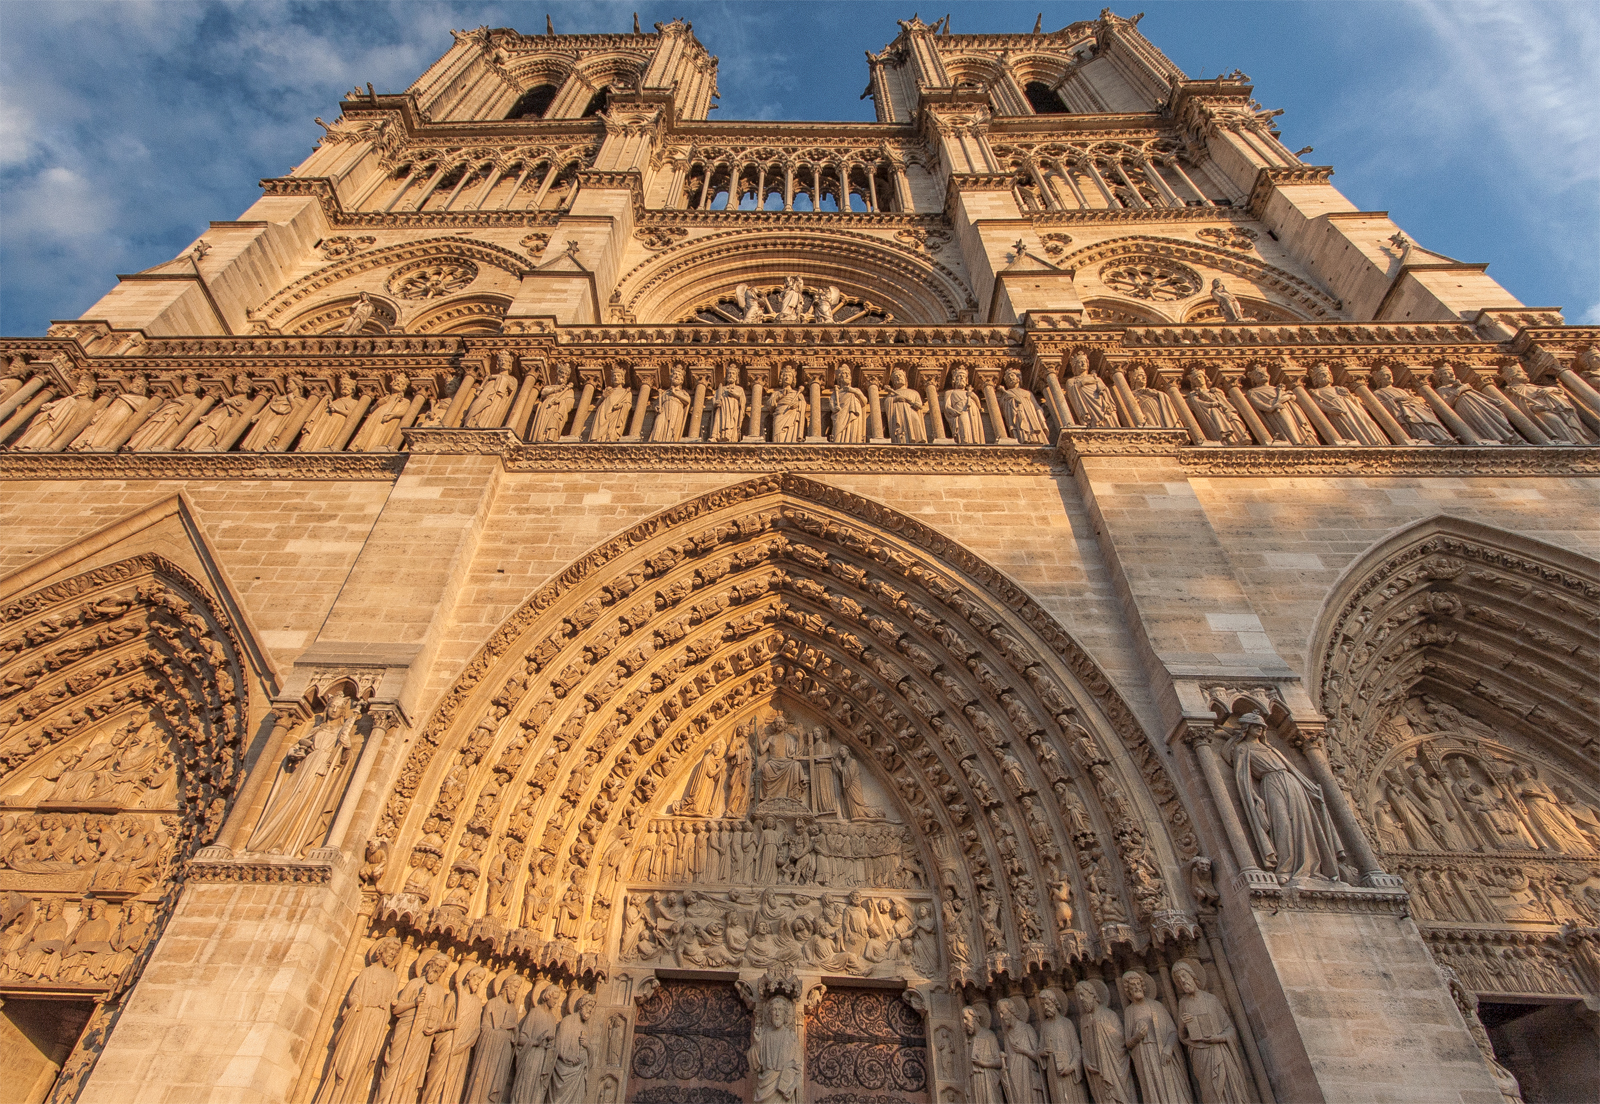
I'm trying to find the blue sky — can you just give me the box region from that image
[2,1,1595,334]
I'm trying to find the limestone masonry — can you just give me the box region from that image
[1,12,1596,1104]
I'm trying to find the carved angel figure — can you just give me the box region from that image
[737,284,773,324]
[814,285,845,324]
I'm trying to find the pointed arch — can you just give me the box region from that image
[367,475,1202,997]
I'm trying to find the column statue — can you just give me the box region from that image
[828,365,869,443]
[352,375,412,451]
[547,993,597,1104]
[1183,368,1249,445]
[1131,364,1183,428]
[529,365,577,442]
[1304,363,1386,444]
[420,965,485,1104]
[1074,979,1134,1104]
[1243,364,1314,444]
[314,938,401,1104]
[884,366,929,443]
[376,953,450,1104]
[510,983,563,1104]
[1037,988,1088,1104]
[590,366,634,442]
[963,1004,1006,1104]
[1171,960,1250,1104]
[1121,971,1193,1104]
[69,377,148,451]
[463,973,525,1103]
[1499,362,1596,443]
[1431,365,1521,444]
[998,996,1049,1104]
[245,694,358,858]
[709,370,747,443]
[769,364,808,443]
[1368,366,1454,443]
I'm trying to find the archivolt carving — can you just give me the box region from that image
[615,230,974,325]
[1312,516,1600,998]
[0,553,253,1096]
[369,475,1199,995]
[1058,235,1340,320]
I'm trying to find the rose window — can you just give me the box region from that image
[388,260,479,300]
[1098,260,1202,301]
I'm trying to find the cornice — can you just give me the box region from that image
[636,210,942,229]
[1248,165,1336,218]
[1058,428,1189,462]
[1029,207,1257,226]
[1179,445,1600,478]
[1117,321,1481,348]
[260,176,561,231]
[0,452,408,482]
[187,858,336,885]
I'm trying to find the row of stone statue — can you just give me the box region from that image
[1371,750,1600,856]
[5,347,1597,454]
[964,963,1253,1104]
[1,811,175,895]
[629,817,925,889]
[316,939,598,1104]
[1,895,153,988]
[1063,349,1600,447]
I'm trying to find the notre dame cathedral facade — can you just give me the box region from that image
[2,12,1596,1104]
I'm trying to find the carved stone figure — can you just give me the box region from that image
[1305,363,1386,444]
[885,367,928,443]
[1431,365,1521,444]
[999,996,1048,1104]
[736,284,772,324]
[1230,713,1343,882]
[529,366,577,442]
[510,983,562,1104]
[1511,766,1590,852]
[377,952,450,1104]
[777,275,808,323]
[829,366,869,443]
[678,737,728,818]
[302,378,361,451]
[420,965,485,1104]
[769,365,808,443]
[1368,366,1454,443]
[547,993,596,1104]
[1406,762,1471,851]
[1064,351,1119,428]
[709,371,746,443]
[1184,368,1248,444]
[314,938,401,1104]
[590,366,633,442]
[1499,361,1595,443]
[750,993,801,1104]
[835,744,884,820]
[338,292,377,334]
[1075,979,1133,1104]
[69,377,148,451]
[1122,971,1192,1104]
[998,365,1051,443]
[352,375,411,451]
[649,364,693,442]
[13,375,94,450]
[942,365,985,443]
[245,694,357,857]
[964,1004,1006,1104]
[464,973,525,1104]
[726,727,755,818]
[1209,278,1244,323]
[1038,988,1089,1104]
[126,381,205,450]
[758,720,808,805]
[176,388,251,451]
[1131,365,1182,428]
[1171,961,1249,1104]
[1244,364,1314,444]
[465,354,519,429]
[815,285,845,324]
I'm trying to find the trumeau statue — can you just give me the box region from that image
[1064,351,1119,428]
[749,991,801,1104]
[529,364,577,441]
[1227,713,1343,883]
[245,693,358,857]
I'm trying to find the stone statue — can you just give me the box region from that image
[709,370,746,443]
[736,284,772,324]
[835,745,884,820]
[301,378,361,451]
[1406,762,1471,851]
[416,373,461,428]
[510,983,562,1104]
[758,720,808,806]
[420,965,485,1104]
[547,992,596,1104]
[464,354,518,429]
[1431,365,1521,444]
[678,737,728,818]
[1230,713,1343,882]
[1499,361,1595,443]
[1037,988,1088,1104]
[769,364,808,443]
[463,973,524,1103]
[337,292,377,334]
[815,285,845,324]
[377,952,450,1104]
[942,365,985,443]
[69,377,148,451]
[726,727,755,818]
[750,994,802,1104]
[352,375,411,451]
[1131,365,1182,428]
[998,365,1051,443]
[245,694,357,857]
[885,367,928,443]
[1209,278,1244,323]
[314,938,400,1104]
[1243,364,1314,444]
[589,366,633,442]
[1183,367,1248,445]
[998,996,1048,1104]
[529,365,577,442]
[1064,351,1119,428]
[127,381,205,451]
[963,1004,1006,1104]
[1511,766,1590,852]
[243,381,305,451]
[648,363,693,442]
[777,275,808,323]
[1305,363,1385,444]
[1075,979,1134,1104]
[14,375,95,450]
[1171,961,1250,1104]
[829,365,869,443]
[177,387,252,452]
[1121,971,1193,1104]
[1367,366,1454,444]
